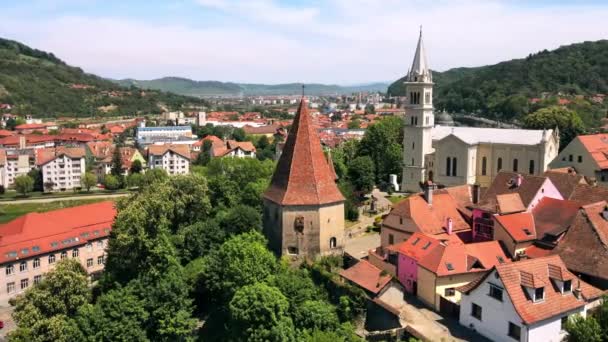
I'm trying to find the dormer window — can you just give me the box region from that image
[563,280,572,293]
[534,287,545,302]
[422,242,432,250]
[412,237,420,246]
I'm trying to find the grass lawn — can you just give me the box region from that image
[0,198,115,224]
[345,220,359,228]
[0,189,131,201]
[387,195,409,204]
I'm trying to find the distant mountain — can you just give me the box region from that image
[388,40,608,122]
[114,77,389,97]
[0,38,206,117]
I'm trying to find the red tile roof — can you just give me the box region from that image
[543,170,586,199]
[147,144,191,160]
[472,255,603,325]
[419,240,509,276]
[339,259,391,294]
[0,201,116,264]
[577,134,608,169]
[36,146,86,166]
[495,212,536,242]
[478,172,552,212]
[0,130,15,138]
[532,197,580,239]
[387,232,442,261]
[264,98,344,206]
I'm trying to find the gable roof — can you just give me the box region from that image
[496,193,526,214]
[418,240,509,276]
[477,172,551,212]
[569,184,608,205]
[263,98,344,206]
[0,202,116,264]
[387,232,443,262]
[577,133,608,169]
[147,144,191,160]
[543,170,587,199]
[532,197,581,239]
[495,212,536,242]
[433,126,552,146]
[339,259,391,295]
[36,147,86,166]
[553,201,608,281]
[464,255,603,325]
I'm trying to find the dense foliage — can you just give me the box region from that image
[0,37,207,117]
[564,295,608,342]
[388,40,608,123]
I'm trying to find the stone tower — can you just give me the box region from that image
[402,28,435,192]
[263,97,345,257]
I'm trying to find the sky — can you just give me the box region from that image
[1,0,607,84]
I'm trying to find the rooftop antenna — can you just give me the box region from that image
[302,84,305,97]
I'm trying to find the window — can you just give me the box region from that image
[97,255,105,265]
[523,228,532,236]
[97,240,104,248]
[287,246,299,255]
[87,258,93,267]
[412,142,415,149]
[33,275,42,285]
[578,155,582,163]
[529,160,535,174]
[411,158,414,166]
[6,265,14,276]
[19,261,27,272]
[569,154,573,162]
[534,287,545,301]
[497,256,505,264]
[412,237,420,245]
[20,278,29,290]
[471,303,482,320]
[48,254,56,264]
[329,237,337,249]
[399,217,403,225]
[72,249,79,258]
[489,284,503,301]
[561,316,569,330]
[446,157,451,176]
[513,159,519,172]
[452,158,458,177]
[563,280,572,293]
[388,234,394,245]
[497,157,503,172]
[60,251,67,259]
[422,242,432,250]
[86,243,92,250]
[6,282,15,294]
[446,263,454,271]
[444,288,455,296]
[508,322,521,340]
[33,258,40,269]
[481,157,487,176]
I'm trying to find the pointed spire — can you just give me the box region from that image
[408,26,432,83]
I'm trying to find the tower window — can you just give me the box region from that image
[529,160,535,174]
[497,157,503,172]
[425,92,430,104]
[414,116,418,125]
[412,142,415,149]
[452,158,458,177]
[410,117,414,125]
[329,237,337,249]
[481,157,487,176]
[411,158,414,166]
[513,159,519,172]
[294,216,304,233]
[446,157,451,176]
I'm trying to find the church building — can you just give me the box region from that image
[402,30,559,192]
[263,97,345,257]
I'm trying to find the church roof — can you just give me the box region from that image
[264,98,345,206]
[407,29,432,83]
[432,126,552,146]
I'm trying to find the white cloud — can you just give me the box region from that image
[1,1,607,84]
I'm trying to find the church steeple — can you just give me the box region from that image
[407,27,432,83]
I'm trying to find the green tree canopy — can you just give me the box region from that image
[347,156,375,193]
[14,174,34,196]
[80,172,97,192]
[522,105,585,148]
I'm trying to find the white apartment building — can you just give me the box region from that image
[136,126,194,146]
[147,144,190,175]
[39,147,86,192]
[0,149,36,188]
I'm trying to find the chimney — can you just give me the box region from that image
[446,217,453,235]
[573,279,582,300]
[472,184,481,204]
[516,174,523,187]
[19,135,26,149]
[424,181,436,205]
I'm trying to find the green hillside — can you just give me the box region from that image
[114,77,389,97]
[0,38,206,117]
[388,40,608,122]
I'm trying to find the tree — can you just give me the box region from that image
[44,180,55,193]
[564,315,603,342]
[130,159,143,174]
[110,147,123,177]
[293,300,339,331]
[348,156,375,193]
[218,204,263,235]
[27,169,43,192]
[232,128,246,142]
[80,172,96,192]
[142,168,168,186]
[126,172,144,188]
[357,116,403,183]
[522,106,585,149]
[14,174,34,196]
[347,119,361,129]
[194,140,213,166]
[229,283,295,342]
[200,231,277,302]
[103,174,120,191]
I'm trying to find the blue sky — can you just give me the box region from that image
[1,0,607,84]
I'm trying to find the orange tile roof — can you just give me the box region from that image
[147,144,191,160]
[495,193,526,214]
[339,259,391,294]
[494,255,602,324]
[495,212,536,242]
[478,172,550,212]
[264,98,344,206]
[577,134,608,169]
[0,202,116,264]
[419,240,509,276]
[387,232,442,261]
[0,130,15,138]
[36,146,86,166]
[532,197,580,238]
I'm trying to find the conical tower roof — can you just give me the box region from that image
[264,98,345,206]
[407,28,432,83]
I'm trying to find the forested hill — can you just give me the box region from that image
[388,40,608,121]
[0,38,206,117]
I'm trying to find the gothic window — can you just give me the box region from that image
[529,160,535,174]
[425,92,431,104]
[410,117,414,125]
[513,159,519,172]
[329,237,337,249]
[446,157,451,176]
[481,157,487,176]
[294,216,304,233]
[497,157,503,172]
[414,116,418,125]
[452,158,458,177]
[412,142,415,150]
[411,158,414,166]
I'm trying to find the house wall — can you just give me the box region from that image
[526,178,562,211]
[149,152,190,175]
[434,272,484,310]
[397,253,418,293]
[0,237,107,304]
[550,137,601,184]
[42,155,86,191]
[380,223,414,248]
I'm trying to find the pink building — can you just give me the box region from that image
[0,202,116,303]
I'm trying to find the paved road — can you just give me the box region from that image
[0,192,130,205]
